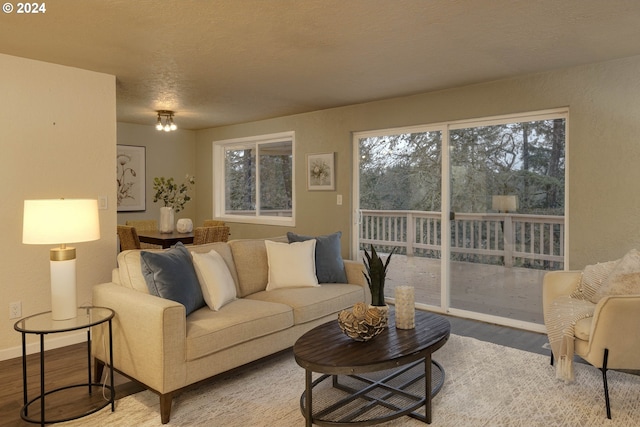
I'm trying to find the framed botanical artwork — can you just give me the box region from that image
[307,152,335,191]
[117,145,146,211]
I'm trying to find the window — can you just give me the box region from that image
[214,132,294,226]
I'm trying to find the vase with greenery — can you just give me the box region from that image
[153,175,195,233]
[363,244,395,307]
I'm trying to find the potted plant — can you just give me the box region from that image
[152,175,195,233]
[363,244,395,307]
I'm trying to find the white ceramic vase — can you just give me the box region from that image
[159,206,175,233]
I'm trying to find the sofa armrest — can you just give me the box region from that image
[92,283,187,394]
[344,260,365,287]
[542,270,581,314]
[582,294,640,368]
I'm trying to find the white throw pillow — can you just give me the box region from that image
[265,239,319,291]
[191,250,237,311]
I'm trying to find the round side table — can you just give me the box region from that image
[14,306,115,426]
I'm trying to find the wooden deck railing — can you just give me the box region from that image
[359,210,564,270]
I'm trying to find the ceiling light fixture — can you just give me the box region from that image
[156,110,177,132]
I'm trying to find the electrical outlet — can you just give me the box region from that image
[9,301,22,319]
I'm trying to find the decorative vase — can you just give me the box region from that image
[394,286,415,329]
[176,218,193,233]
[159,206,175,233]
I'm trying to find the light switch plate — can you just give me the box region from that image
[98,196,108,210]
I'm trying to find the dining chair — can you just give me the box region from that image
[193,226,231,245]
[193,227,210,245]
[209,225,230,242]
[124,220,161,249]
[125,219,158,231]
[203,219,226,227]
[117,225,141,251]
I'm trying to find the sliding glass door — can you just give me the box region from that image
[356,127,443,308]
[448,114,565,325]
[353,109,566,331]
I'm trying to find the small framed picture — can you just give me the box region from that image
[307,152,335,191]
[117,145,146,211]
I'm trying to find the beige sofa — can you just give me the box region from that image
[92,237,366,424]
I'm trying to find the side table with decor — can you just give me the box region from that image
[14,306,115,426]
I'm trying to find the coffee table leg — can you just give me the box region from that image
[305,369,312,427]
[425,354,432,424]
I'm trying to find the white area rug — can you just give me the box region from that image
[60,334,640,426]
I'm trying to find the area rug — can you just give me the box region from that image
[60,334,640,426]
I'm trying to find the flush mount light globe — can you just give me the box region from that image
[156,110,177,132]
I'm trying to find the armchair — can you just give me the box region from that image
[543,270,640,419]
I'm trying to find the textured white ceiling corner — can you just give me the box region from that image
[2,0,640,130]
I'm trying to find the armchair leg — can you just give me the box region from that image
[600,348,611,420]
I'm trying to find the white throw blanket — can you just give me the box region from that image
[545,294,595,382]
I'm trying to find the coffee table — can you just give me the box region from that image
[293,310,450,426]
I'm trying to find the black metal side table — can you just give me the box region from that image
[14,306,115,426]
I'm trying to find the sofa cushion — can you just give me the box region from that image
[228,237,287,297]
[188,242,240,293]
[265,239,319,291]
[191,249,237,311]
[185,299,293,361]
[116,242,239,294]
[246,284,364,325]
[140,242,205,316]
[287,231,347,283]
[574,316,592,341]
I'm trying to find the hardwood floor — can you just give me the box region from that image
[0,343,142,427]
[0,314,549,426]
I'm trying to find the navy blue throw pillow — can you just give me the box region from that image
[140,242,205,315]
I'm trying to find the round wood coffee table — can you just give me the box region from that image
[293,310,450,426]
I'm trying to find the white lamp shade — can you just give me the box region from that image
[491,195,518,212]
[23,199,100,244]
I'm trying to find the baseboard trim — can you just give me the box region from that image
[0,331,86,361]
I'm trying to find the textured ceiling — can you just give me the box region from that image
[2,0,640,130]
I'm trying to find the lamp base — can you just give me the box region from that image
[50,256,77,320]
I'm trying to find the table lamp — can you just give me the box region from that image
[491,195,518,213]
[22,199,100,320]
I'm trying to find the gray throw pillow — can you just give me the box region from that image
[286,231,347,283]
[140,242,205,315]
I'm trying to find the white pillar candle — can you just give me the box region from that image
[395,286,415,329]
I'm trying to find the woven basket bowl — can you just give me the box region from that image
[338,303,388,342]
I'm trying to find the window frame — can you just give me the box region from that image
[213,131,296,226]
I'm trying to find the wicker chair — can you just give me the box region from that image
[117,225,141,251]
[193,226,230,245]
[125,219,157,231]
[203,219,226,227]
[125,219,161,249]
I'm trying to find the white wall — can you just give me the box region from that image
[0,54,116,358]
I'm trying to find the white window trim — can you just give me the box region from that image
[213,131,296,227]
